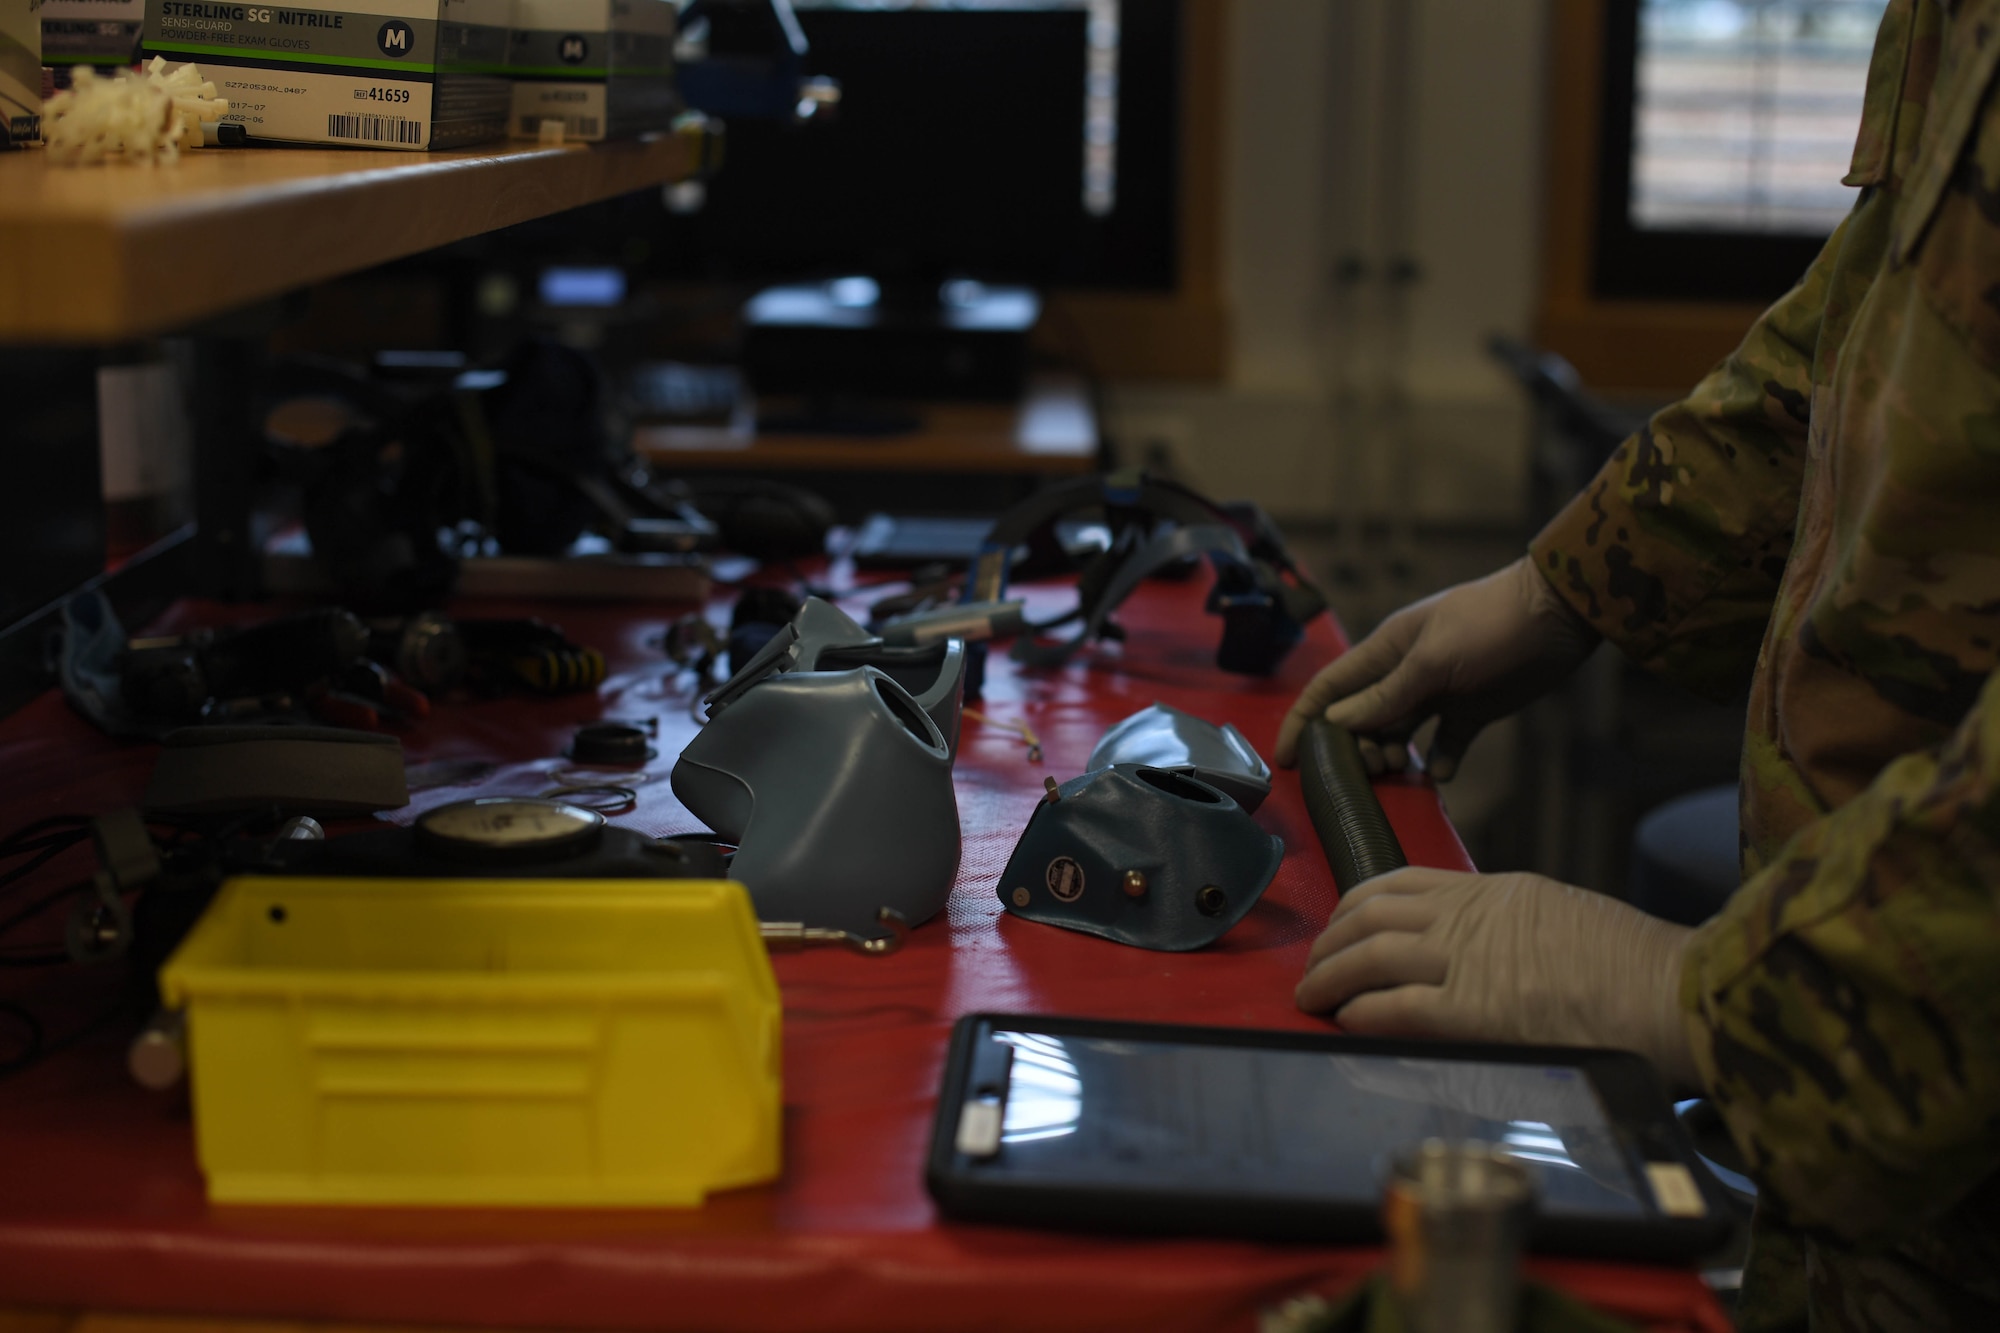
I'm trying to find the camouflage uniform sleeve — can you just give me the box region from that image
[1525,231,1842,699]
[1682,666,2000,1240]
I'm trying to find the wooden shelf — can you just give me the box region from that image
[0,131,696,343]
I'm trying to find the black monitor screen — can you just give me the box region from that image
[655,1,1179,291]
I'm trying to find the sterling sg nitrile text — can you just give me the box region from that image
[43,0,144,87]
[143,0,508,148]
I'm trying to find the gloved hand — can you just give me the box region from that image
[1273,556,1599,777]
[1295,866,1700,1091]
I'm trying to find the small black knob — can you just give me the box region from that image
[569,722,653,767]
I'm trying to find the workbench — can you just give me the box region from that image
[0,574,1731,1333]
[631,373,1099,522]
[634,374,1098,470]
[0,111,1723,1333]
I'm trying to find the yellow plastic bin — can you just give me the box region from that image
[159,875,781,1207]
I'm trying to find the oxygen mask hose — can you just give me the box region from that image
[1298,718,1408,892]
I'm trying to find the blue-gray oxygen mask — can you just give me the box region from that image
[1087,701,1273,811]
[674,666,961,934]
[995,764,1283,951]
[703,596,966,756]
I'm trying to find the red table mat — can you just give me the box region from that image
[0,575,1729,1333]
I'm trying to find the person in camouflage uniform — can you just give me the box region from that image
[1277,1,2000,1327]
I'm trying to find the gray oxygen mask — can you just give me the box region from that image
[703,596,966,756]
[1087,701,1273,811]
[995,764,1283,951]
[674,666,962,934]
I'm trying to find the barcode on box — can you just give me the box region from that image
[327,113,424,145]
[575,116,599,137]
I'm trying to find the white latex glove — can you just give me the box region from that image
[1274,556,1599,778]
[1295,866,1700,1091]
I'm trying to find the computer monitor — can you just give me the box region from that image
[654,0,1180,293]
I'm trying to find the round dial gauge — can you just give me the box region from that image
[415,797,605,861]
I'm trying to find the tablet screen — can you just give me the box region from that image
[987,1029,1648,1217]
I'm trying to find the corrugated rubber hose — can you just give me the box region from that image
[1298,718,1407,891]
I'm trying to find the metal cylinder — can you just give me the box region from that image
[1383,1140,1535,1333]
[128,1009,187,1091]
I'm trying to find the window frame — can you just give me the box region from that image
[1589,0,1846,303]
[1536,0,1776,390]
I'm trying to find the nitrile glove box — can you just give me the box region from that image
[43,0,144,86]
[507,0,674,142]
[143,0,511,148]
[1,0,40,145]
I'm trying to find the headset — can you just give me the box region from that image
[965,469,1328,678]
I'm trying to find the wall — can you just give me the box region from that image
[1104,0,1549,540]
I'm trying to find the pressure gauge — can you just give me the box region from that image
[414,797,605,863]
